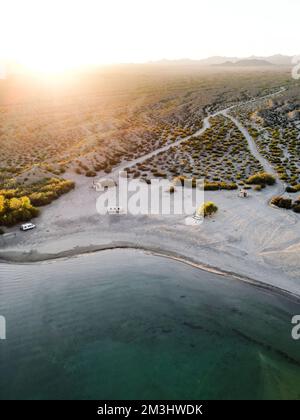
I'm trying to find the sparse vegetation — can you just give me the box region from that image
[128,115,264,184]
[198,201,218,217]
[230,87,300,185]
[0,178,75,223]
[270,196,292,209]
[246,172,276,186]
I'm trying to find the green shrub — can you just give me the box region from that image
[247,172,276,186]
[0,195,40,226]
[0,178,74,224]
[197,201,218,217]
[29,191,57,206]
[219,182,238,190]
[0,189,18,198]
[286,185,300,193]
[271,196,292,209]
[204,181,237,191]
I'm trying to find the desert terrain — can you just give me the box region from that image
[1,65,300,296]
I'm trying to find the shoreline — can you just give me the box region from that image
[1,241,300,303]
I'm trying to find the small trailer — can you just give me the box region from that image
[20,223,36,231]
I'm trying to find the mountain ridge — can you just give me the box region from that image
[148,54,294,66]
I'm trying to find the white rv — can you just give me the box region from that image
[20,223,36,231]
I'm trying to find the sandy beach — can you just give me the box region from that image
[1,171,300,298]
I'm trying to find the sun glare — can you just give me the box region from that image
[1,0,299,74]
[1,0,117,74]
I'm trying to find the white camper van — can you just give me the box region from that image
[20,223,36,231]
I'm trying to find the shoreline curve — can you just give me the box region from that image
[1,242,299,303]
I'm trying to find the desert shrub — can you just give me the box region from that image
[204,182,237,191]
[271,196,292,209]
[197,201,218,217]
[292,204,300,213]
[286,184,300,193]
[39,179,75,196]
[219,182,238,190]
[0,178,74,218]
[152,171,166,178]
[0,189,18,198]
[253,185,262,191]
[247,172,276,186]
[203,182,219,191]
[56,180,75,194]
[85,170,97,177]
[0,195,39,226]
[93,164,105,172]
[29,191,57,206]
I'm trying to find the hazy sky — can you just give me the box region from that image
[1,0,299,71]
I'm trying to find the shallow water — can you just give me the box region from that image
[0,249,300,400]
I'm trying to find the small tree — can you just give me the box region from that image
[197,201,218,218]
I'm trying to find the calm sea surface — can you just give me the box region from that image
[0,249,299,399]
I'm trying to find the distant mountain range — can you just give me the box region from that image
[216,58,273,67]
[149,54,294,67]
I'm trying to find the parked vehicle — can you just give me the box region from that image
[20,223,36,231]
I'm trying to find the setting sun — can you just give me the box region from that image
[1,0,299,73]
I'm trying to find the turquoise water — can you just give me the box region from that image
[0,249,300,400]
